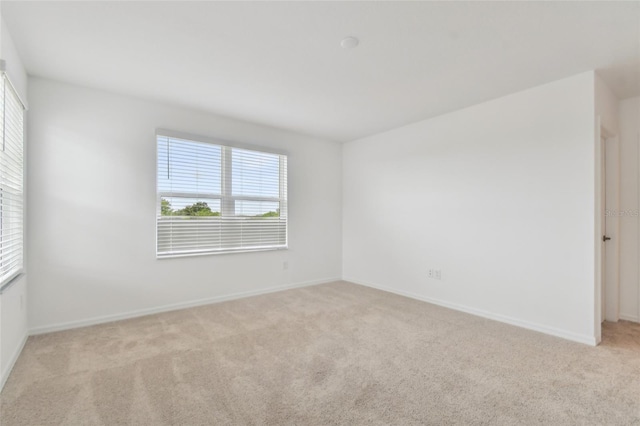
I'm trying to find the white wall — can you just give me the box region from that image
[595,73,619,136]
[618,96,640,322]
[1,19,27,103]
[0,276,27,389]
[343,72,597,344]
[27,77,342,333]
[0,18,29,390]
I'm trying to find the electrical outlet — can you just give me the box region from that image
[283,261,289,270]
[428,269,433,278]
[434,270,442,280]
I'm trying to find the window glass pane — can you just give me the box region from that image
[158,137,221,195]
[231,148,280,198]
[235,200,280,217]
[160,197,220,217]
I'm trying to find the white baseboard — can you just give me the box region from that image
[344,277,597,346]
[29,277,340,336]
[619,313,640,323]
[0,332,28,393]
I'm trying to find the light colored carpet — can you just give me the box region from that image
[1,281,639,425]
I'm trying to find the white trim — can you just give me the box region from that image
[345,277,597,346]
[602,134,621,323]
[1,70,27,111]
[29,277,340,335]
[0,332,28,393]
[594,117,604,344]
[157,245,288,259]
[0,272,25,294]
[619,314,640,323]
[156,128,288,156]
[637,129,640,326]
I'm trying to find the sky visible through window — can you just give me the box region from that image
[158,137,281,216]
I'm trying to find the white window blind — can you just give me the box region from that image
[156,134,287,257]
[0,74,25,285]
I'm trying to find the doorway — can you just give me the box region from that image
[601,132,620,326]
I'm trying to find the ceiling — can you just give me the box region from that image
[2,1,639,142]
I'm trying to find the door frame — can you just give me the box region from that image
[595,118,620,344]
[604,132,621,324]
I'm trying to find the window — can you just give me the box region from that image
[156,133,287,257]
[0,73,25,286]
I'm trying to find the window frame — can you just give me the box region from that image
[0,70,26,291]
[155,129,288,258]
